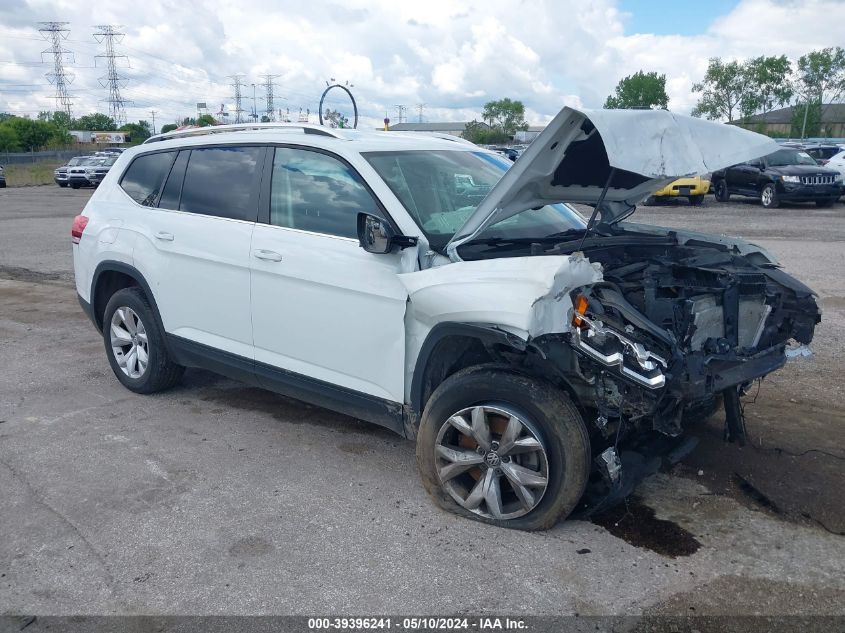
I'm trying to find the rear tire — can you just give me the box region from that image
[761,183,780,209]
[416,366,590,531]
[815,199,835,208]
[689,194,704,206]
[714,180,730,202]
[103,287,184,394]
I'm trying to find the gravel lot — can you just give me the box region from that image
[1,186,843,617]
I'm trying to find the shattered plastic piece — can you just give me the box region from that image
[598,447,622,484]
[785,344,814,359]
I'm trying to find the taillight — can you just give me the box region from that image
[71,215,89,244]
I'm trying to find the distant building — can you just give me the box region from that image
[733,104,845,138]
[385,121,486,138]
[514,125,545,143]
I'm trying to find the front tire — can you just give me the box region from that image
[815,198,835,208]
[416,366,590,531]
[714,180,730,202]
[761,183,780,209]
[103,287,184,394]
[58,182,68,188]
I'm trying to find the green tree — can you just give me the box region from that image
[120,120,152,143]
[51,111,73,129]
[462,120,509,145]
[160,123,178,134]
[741,55,794,117]
[197,113,216,127]
[481,98,529,136]
[691,58,746,122]
[0,123,20,152]
[793,47,845,138]
[75,113,117,131]
[603,70,669,109]
[5,117,54,151]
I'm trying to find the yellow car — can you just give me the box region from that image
[643,175,710,206]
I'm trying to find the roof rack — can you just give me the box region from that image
[143,122,347,144]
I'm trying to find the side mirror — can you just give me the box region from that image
[357,212,417,254]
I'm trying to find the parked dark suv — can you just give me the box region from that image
[712,148,841,208]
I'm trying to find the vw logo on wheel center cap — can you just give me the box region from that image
[485,451,501,467]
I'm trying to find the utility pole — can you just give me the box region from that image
[394,104,407,124]
[416,103,426,123]
[228,74,246,123]
[259,74,280,122]
[251,83,258,122]
[38,22,75,120]
[149,109,157,135]
[94,25,130,127]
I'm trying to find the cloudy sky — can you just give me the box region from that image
[1,0,843,130]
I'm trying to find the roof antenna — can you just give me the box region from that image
[576,167,616,252]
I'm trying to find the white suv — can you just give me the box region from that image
[72,108,820,530]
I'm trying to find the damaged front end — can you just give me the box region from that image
[538,227,821,507]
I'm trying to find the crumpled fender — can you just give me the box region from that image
[399,254,603,340]
[398,254,603,402]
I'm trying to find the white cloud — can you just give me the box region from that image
[0,0,843,129]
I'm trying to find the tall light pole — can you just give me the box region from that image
[251,83,257,122]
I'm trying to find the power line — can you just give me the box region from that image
[38,22,75,119]
[260,74,280,122]
[93,24,130,126]
[416,103,426,123]
[228,74,246,123]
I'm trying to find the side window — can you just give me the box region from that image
[179,146,263,220]
[158,150,189,210]
[119,151,175,206]
[270,147,380,238]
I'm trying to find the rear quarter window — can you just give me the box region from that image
[120,151,176,206]
[178,146,263,221]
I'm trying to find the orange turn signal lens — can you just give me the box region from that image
[572,294,589,327]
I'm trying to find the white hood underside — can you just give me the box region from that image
[446,106,779,259]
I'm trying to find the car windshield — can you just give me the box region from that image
[364,149,585,251]
[68,158,84,166]
[766,149,817,167]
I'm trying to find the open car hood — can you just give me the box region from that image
[445,107,778,260]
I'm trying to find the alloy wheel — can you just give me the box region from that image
[434,404,549,520]
[110,307,149,379]
[761,186,773,206]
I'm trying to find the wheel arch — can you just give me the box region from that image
[90,261,165,337]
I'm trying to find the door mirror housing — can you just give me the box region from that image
[748,160,764,170]
[357,212,418,254]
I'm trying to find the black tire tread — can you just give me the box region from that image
[416,364,590,531]
[103,287,184,394]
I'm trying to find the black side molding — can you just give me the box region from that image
[167,334,407,437]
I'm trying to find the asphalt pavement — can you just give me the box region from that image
[1,186,843,616]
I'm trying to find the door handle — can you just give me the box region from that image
[154,232,175,242]
[254,249,282,262]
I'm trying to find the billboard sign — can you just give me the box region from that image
[93,132,127,144]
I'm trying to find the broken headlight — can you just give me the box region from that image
[571,312,667,389]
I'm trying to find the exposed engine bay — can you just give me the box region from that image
[456,222,821,498]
